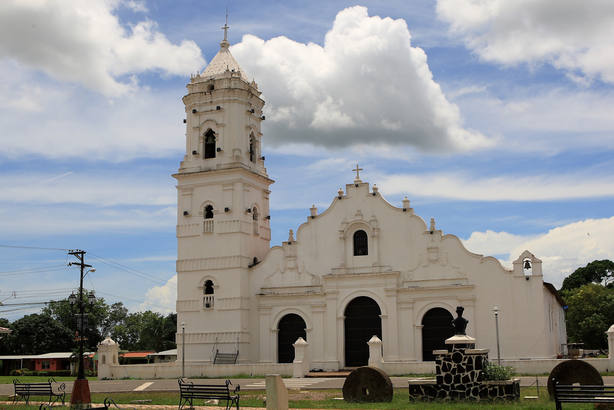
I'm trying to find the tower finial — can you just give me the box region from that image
[222,9,229,42]
[352,163,363,183]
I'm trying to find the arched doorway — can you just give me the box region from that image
[277,314,306,363]
[344,296,382,367]
[421,307,454,361]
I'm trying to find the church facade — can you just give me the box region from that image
[174,33,567,371]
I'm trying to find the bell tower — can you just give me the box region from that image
[174,24,273,363]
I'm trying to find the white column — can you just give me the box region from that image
[414,324,424,361]
[398,301,413,360]
[258,306,273,362]
[310,304,326,365]
[325,290,339,367]
[367,335,383,369]
[384,287,399,361]
[293,337,309,378]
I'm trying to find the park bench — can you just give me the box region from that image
[552,378,614,410]
[178,378,240,409]
[13,378,65,406]
[213,349,239,364]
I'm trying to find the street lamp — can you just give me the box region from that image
[181,322,186,378]
[493,305,501,365]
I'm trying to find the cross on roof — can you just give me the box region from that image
[353,163,363,182]
[222,10,229,41]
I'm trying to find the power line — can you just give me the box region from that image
[1,302,50,306]
[89,254,169,285]
[0,265,68,277]
[0,244,68,251]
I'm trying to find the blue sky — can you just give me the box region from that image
[1,0,613,320]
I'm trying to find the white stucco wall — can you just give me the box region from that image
[174,42,566,371]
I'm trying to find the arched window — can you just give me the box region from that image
[204,280,214,295]
[204,205,214,219]
[204,129,216,159]
[252,207,259,235]
[204,280,214,309]
[249,133,256,163]
[353,230,368,256]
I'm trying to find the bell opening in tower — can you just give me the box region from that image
[204,129,216,159]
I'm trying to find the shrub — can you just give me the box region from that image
[483,362,514,381]
[10,368,34,377]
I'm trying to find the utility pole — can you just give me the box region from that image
[68,249,93,409]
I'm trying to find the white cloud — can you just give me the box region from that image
[0,205,175,236]
[436,0,614,84]
[0,64,185,160]
[0,0,204,97]
[0,172,175,206]
[232,6,491,152]
[462,216,614,287]
[140,274,176,313]
[463,230,532,256]
[449,87,614,155]
[378,172,614,201]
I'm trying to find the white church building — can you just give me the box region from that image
[173,30,567,371]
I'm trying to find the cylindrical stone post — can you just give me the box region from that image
[367,335,383,369]
[607,325,614,369]
[293,337,308,378]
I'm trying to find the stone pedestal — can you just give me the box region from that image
[367,335,383,369]
[409,342,519,401]
[607,325,614,370]
[292,337,309,378]
[266,374,288,410]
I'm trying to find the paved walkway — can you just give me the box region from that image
[2,403,317,410]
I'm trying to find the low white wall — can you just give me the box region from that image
[501,357,613,374]
[102,362,292,379]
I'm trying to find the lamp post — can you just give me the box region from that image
[68,249,96,409]
[181,322,186,378]
[493,305,501,365]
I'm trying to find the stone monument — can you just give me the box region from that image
[409,306,519,401]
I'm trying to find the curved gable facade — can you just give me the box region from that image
[174,35,566,370]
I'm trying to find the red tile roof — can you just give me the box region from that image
[120,351,155,358]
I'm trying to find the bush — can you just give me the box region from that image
[483,362,514,381]
[33,370,72,377]
[10,368,33,376]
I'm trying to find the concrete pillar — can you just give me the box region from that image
[607,325,614,369]
[97,337,120,380]
[367,335,383,369]
[292,337,309,378]
[266,374,288,410]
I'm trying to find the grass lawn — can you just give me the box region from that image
[0,375,96,384]
[0,387,597,409]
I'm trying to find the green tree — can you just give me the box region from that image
[561,260,614,291]
[43,294,110,351]
[102,302,128,337]
[3,313,73,354]
[110,311,176,352]
[563,283,614,349]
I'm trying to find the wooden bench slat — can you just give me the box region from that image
[178,378,239,410]
[553,378,614,409]
[13,380,65,407]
